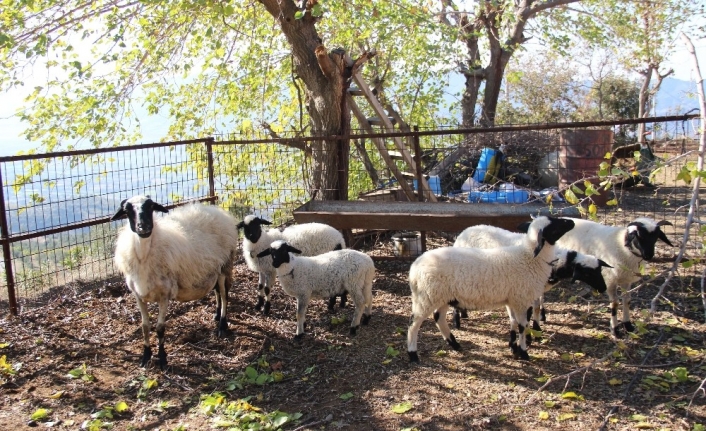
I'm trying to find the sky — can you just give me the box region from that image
[1,32,704,157]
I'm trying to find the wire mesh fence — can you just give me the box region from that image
[0,115,702,314]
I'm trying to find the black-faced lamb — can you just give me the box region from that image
[407,216,575,363]
[112,196,238,370]
[257,240,375,339]
[237,216,346,315]
[550,217,673,337]
[452,224,612,333]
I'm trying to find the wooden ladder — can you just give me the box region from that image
[347,71,437,202]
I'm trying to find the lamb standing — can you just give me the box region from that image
[237,216,346,315]
[112,196,238,369]
[551,217,673,337]
[452,224,612,333]
[257,240,375,339]
[407,216,575,362]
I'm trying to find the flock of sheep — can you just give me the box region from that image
[110,195,674,370]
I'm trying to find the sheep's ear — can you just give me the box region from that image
[258,218,272,225]
[110,199,128,221]
[657,229,674,247]
[516,221,531,233]
[256,249,271,258]
[533,228,545,257]
[287,244,303,254]
[656,220,673,227]
[152,202,168,214]
[236,221,245,229]
[598,259,613,269]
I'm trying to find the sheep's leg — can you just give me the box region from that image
[361,287,373,325]
[156,299,169,370]
[349,290,366,336]
[620,284,635,333]
[606,285,622,337]
[327,296,337,312]
[507,307,530,360]
[530,298,543,340]
[434,305,461,351]
[214,281,222,322]
[135,295,152,368]
[294,295,310,340]
[340,292,348,309]
[255,272,272,315]
[407,312,426,363]
[216,273,229,337]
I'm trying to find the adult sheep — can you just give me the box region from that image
[550,217,674,337]
[453,224,612,334]
[407,215,575,362]
[237,216,346,315]
[112,196,238,370]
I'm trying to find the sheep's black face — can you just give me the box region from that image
[269,245,291,269]
[571,264,608,293]
[541,217,575,245]
[239,216,271,244]
[625,220,674,261]
[111,196,168,238]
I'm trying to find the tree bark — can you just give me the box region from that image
[259,0,347,200]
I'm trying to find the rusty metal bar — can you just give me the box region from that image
[206,137,216,202]
[214,114,699,147]
[0,138,212,163]
[0,164,18,315]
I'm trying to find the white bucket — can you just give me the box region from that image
[392,232,422,257]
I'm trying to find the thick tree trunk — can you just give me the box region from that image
[260,0,347,200]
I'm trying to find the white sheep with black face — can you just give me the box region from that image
[452,224,612,335]
[407,216,575,363]
[257,240,375,340]
[237,216,346,315]
[112,196,238,370]
[552,217,674,337]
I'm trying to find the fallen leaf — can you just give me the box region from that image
[538,411,550,420]
[391,401,413,414]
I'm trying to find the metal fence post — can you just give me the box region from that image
[206,137,216,202]
[0,164,18,315]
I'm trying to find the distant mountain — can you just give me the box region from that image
[654,77,701,116]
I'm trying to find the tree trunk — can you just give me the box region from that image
[260,0,348,200]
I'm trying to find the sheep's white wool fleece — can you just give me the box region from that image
[243,222,343,275]
[114,203,238,303]
[555,218,641,286]
[277,249,374,299]
[409,240,553,316]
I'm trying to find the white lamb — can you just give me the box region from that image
[237,216,346,315]
[257,240,375,339]
[453,224,612,335]
[407,216,575,363]
[552,217,673,337]
[112,196,238,370]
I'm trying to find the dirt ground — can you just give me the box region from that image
[0,229,705,431]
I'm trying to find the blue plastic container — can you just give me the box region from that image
[472,148,497,183]
[413,175,441,195]
[468,189,528,204]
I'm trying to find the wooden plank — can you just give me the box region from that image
[348,94,417,201]
[293,200,581,233]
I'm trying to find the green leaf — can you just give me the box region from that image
[630,414,649,421]
[391,401,413,414]
[385,345,400,358]
[143,378,158,390]
[30,408,50,421]
[673,367,689,382]
[557,413,575,421]
[538,411,550,420]
[339,392,354,400]
[294,10,304,19]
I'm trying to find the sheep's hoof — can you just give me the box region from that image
[408,351,420,363]
[510,344,530,360]
[327,297,336,312]
[447,334,461,351]
[349,325,359,336]
[157,346,168,370]
[217,319,229,338]
[540,308,547,322]
[361,314,371,325]
[293,333,304,342]
[517,350,530,361]
[612,326,624,338]
[140,346,153,368]
[623,321,636,333]
[262,302,271,316]
[254,297,265,311]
